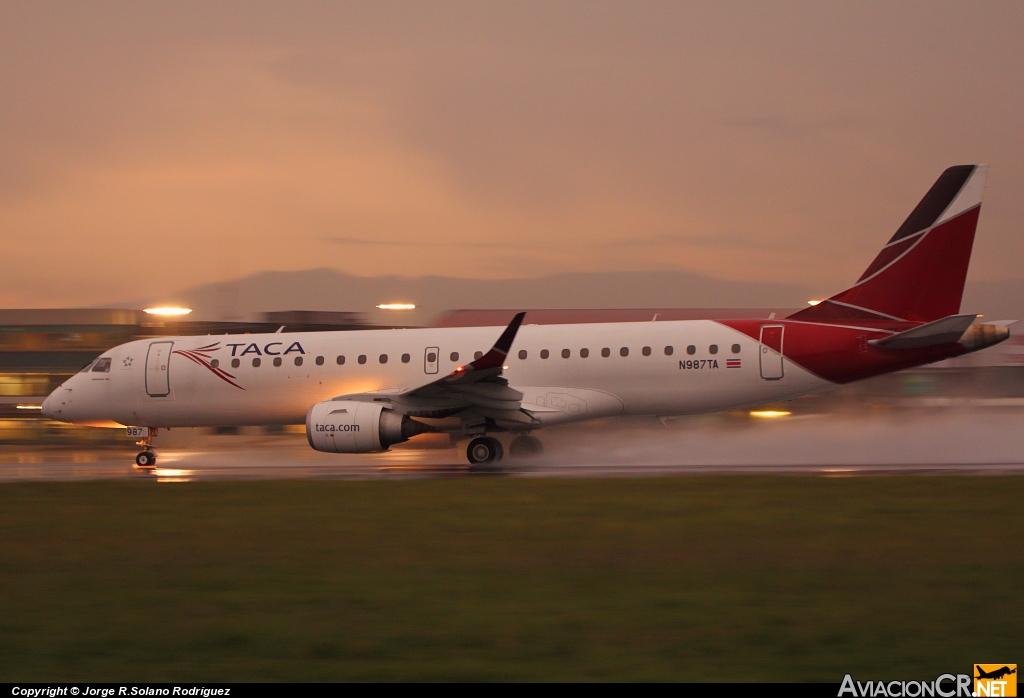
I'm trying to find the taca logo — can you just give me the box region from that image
[314,423,360,433]
[225,341,306,357]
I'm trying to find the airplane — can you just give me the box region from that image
[976,666,1016,681]
[41,165,1011,467]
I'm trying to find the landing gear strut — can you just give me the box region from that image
[134,428,159,468]
[467,436,503,465]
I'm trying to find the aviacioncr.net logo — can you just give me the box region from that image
[839,674,972,697]
[975,665,1017,697]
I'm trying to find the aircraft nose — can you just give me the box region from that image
[40,392,55,419]
[41,385,69,420]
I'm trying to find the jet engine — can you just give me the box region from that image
[305,400,431,453]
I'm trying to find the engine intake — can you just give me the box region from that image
[306,400,431,453]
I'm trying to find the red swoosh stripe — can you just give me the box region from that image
[173,349,245,390]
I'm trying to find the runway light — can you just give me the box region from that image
[807,299,823,306]
[15,404,42,410]
[750,410,791,419]
[376,303,416,311]
[144,307,193,316]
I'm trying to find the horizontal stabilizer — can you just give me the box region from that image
[869,314,977,349]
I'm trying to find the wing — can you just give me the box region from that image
[330,312,539,429]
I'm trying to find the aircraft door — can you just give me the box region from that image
[424,346,439,375]
[146,341,173,397]
[759,325,784,380]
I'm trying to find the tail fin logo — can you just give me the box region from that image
[791,165,987,324]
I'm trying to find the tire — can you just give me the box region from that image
[509,435,543,458]
[490,437,504,462]
[135,451,156,467]
[467,437,497,464]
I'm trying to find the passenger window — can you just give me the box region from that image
[358,355,367,364]
[294,356,303,367]
[687,345,696,355]
[91,357,112,373]
[252,358,261,367]
[642,346,651,356]
[427,352,437,363]
[316,356,324,366]
[518,349,527,360]
[709,345,719,355]
[620,347,629,357]
[601,348,611,357]
[664,346,674,356]
[402,353,410,363]
[580,348,589,358]
[273,357,282,367]
[231,359,240,369]
[211,359,220,369]
[474,351,483,360]
[379,354,388,364]
[540,349,549,359]
[561,349,570,359]
[732,344,741,354]
[337,355,346,365]
[450,352,459,362]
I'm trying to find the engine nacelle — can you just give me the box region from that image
[305,400,430,453]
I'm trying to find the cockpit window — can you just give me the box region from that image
[91,357,112,373]
[79,360,97,373]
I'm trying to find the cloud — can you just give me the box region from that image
[320,236,511,249]
[2,2,1024,306]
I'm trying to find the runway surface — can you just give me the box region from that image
[3,409,1024,481]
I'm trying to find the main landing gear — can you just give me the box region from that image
[134,428,159,468]
[465,434,544,467]
[509,434,543,458]
[467,436,503,465]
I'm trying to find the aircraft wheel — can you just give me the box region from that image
[467,437,502,464]
[135,451,157,468]
[509,435,543,458]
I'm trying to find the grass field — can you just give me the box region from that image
[0,476,1020,681]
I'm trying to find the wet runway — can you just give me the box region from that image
[4,409,1024,482]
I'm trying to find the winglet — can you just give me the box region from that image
[459,311,525,373]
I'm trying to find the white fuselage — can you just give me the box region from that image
[43,320,833,429]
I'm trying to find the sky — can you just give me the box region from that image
[2,1,1024,309]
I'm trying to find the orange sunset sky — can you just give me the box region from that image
[2,1,1023,309]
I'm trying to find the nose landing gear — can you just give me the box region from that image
[132,427,159,468]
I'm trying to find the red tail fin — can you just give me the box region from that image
[790,165,987,323]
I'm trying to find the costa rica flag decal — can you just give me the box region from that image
[726,358,742,368]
